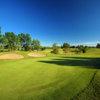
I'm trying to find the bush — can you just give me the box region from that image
[96,43,100,48]
[63,48,68,54]
[70,46,76,48]
[0,49,8,52]
[78,45,88,53]
[41,47,46,51]
[51,48,59,54]
[62,43,70,54]
[51,43,59,54]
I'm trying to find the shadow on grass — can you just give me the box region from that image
[38,57,100,69]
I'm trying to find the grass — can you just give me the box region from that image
[0,48,100,100]
[73,70,100,100]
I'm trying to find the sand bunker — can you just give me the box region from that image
[28,53,46,57]
[0,54,24,59]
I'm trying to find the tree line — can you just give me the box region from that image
[0,27,100,53]
[51,43,88,54]
[0,27,40,51]
[51,42,100,54]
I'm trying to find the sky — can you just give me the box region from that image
[0,0,100,46]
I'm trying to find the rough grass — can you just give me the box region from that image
[0,48,100,100]
[73,71,100,100]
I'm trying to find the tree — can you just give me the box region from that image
[5,32,16,50]
[0,27,1,34]
[0,27,4,51]
[18,33,31,51]
[70,46,76,48]
[0,27,43,51]
[62,43,70,54]
[62,43,70,48]
[0,34,3,45]
[78,45,88,53]
[0,27,8,47]
[2,35,8,46]
[51,43,59,54]
[0,27,3,44]
[41,47,46,51]
[18,33,26,48]
[78,45,84,52]
[24,33,31,51]
[31,39,41,51]
[16,35,21,50]
[53,43,57,49]
[96,43,100,48]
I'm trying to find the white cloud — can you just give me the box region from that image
[72,41,100,46]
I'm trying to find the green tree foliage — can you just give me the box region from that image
[18,33,26,47]
[0,27,41,51]
[0,27,8,47]
[25,34,31,48]
[0,27,3,44]
[62,43,70,54]
[51,43,59,54]
[18,33,31,51]
[2,35,8,46]
[70,46,76,48]
[24,33,31,51]
[62,43,70,48]
[31,39,41,51]
[5,32,17,50]
[0,28,4,51]
[16,35,21,50]
[0,27,1,34]
[53,43,57,49]
[0,34,3,44]
[78,45,88,53]
[41,47,46,51]
[96,43,100,48]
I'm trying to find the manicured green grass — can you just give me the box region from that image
[0,48,100,100]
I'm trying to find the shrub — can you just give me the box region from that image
[78,45,88,53]
[51,43,59,54]
[63,48,68,54]
[62,43,70,54]
[41,47,46,51]
[96,43,100,48]
[51,48,59,54]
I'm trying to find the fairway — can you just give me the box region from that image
[0,49,100,100]
[0,0,100,99]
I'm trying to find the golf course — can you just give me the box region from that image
[0,0,100,99]
[0,48,100,100]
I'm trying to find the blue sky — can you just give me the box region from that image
[0,0,100,46]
